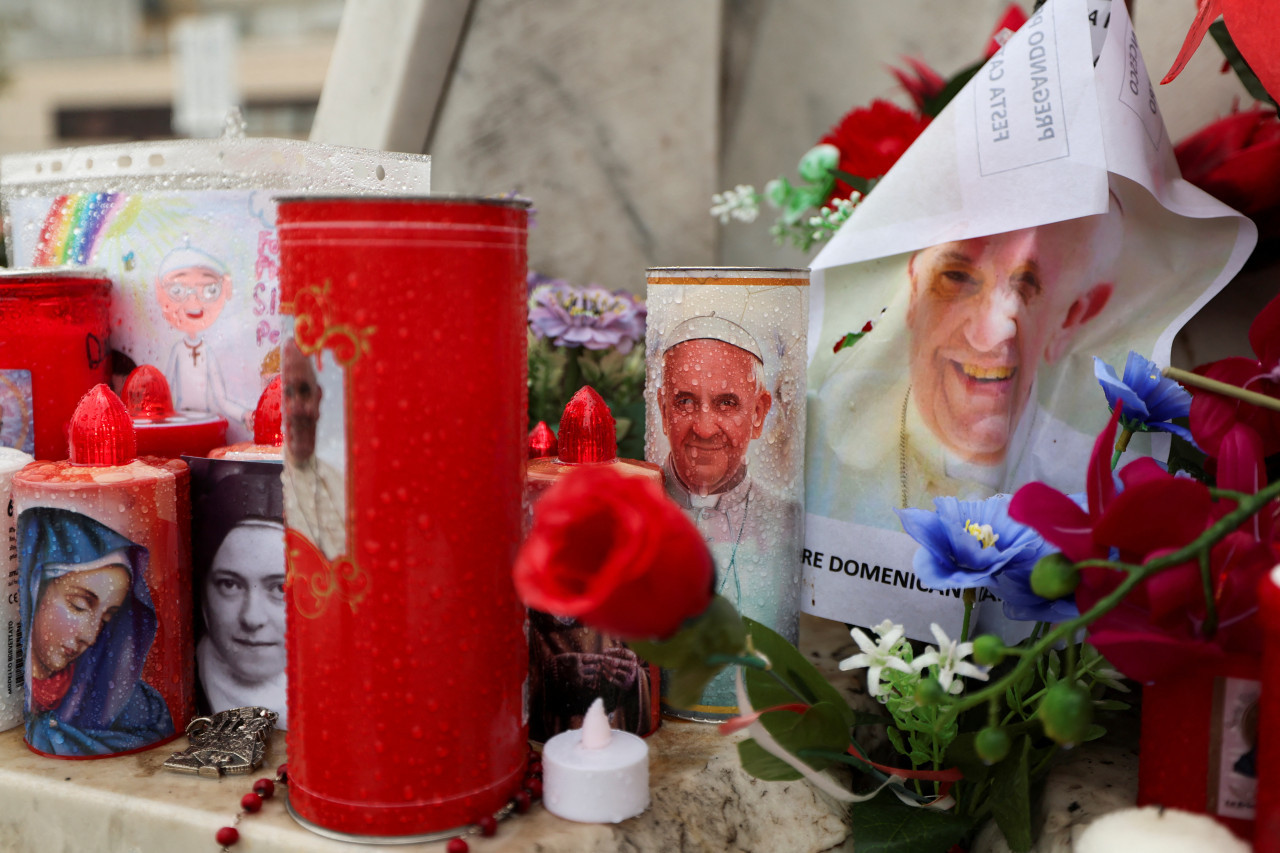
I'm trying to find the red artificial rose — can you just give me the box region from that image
[1175,108,1280,218]
[513,465,714,640]
[819,99,930,202]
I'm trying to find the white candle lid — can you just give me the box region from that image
[1075,806,1249,853]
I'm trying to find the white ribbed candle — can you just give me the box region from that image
[0,447,33,732]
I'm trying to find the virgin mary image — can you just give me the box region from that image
[20,507,174,757]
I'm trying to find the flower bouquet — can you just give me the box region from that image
[510,286,1280,851]
[526,273,647,459]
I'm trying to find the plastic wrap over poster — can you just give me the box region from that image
[7,191,281,442]
[803,0,1257,640]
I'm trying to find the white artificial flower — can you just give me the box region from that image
[913,623,990,695]
[838,620,914,699]
[709,184,761,224]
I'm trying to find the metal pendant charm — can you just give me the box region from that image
[162,706,279,778]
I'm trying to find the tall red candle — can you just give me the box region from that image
[1257,565,1280,850]
[0,268,111,460]
[277,196,529,840]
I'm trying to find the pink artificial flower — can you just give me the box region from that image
[1009,406,1276,683]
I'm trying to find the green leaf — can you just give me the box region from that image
[1046,650,1061,685]
[989,735,1033,852]
[629,595,746,706]
[849,791,972,853]
[755,701,852,774]
[944,730,990,792]
[851,709,894,729]
[1209,21,1279,111]
[738,738,803,781]
[922,59,984,117]
[1081,724,1107,743]
[829,170,876,196]
[1092,699,1130,712]
[742,616,858,729]
[885,727,908,758]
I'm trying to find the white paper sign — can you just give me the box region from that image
[803,0,1256,639]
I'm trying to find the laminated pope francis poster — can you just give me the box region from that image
[803,0,1256,640]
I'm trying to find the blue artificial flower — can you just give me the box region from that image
[1094,351,1199,447]
[990,562,1080,623]
[895,495,1055,592]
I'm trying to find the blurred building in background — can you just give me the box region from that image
[0,0,340,153]
[0,0,1250,303]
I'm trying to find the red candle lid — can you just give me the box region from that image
[69,384,137,466]
[528,421,558,459]
[122,365,178,420]
[253,376,283,446]
[557,386,616,464]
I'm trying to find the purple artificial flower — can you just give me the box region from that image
[896,494,1056,593]
[1094,352,1199,447]
[527,274,646,353]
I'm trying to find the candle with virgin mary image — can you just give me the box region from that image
[14,385,193,758]
[187,456,287,728]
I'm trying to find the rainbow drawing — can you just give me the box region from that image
[33,192,127,266]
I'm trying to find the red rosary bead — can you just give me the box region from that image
[240,793,263,813]
[215,826,239,847]
[524,777,543,799]
[513,790,532,814]
[446,838,469,853]
[253,778,276,799]
[477,814,498,837]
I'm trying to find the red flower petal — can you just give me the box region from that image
[1221,0,1280,114]
[1249,290,1280,369]
[513,465,713,640]
[1087,405,1123,523]
[1116,457,1169,490]
[1093,477,1212,560]
[1008,481,1098,562]
[1141,561,1203,627]
[1162,0,1224,85]
[1084,627,1225,684]
[1190,356,1266,456]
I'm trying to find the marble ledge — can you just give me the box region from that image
[0,615,1141,853]
[0,615,864,853]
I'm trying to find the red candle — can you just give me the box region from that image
[1257,565,1280,850]
[0,268,111,460]
[277,197,529,839]
[13,385,193,758]
[208,376,282,461]
[123,365,228,459]
[525,387,663,744]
